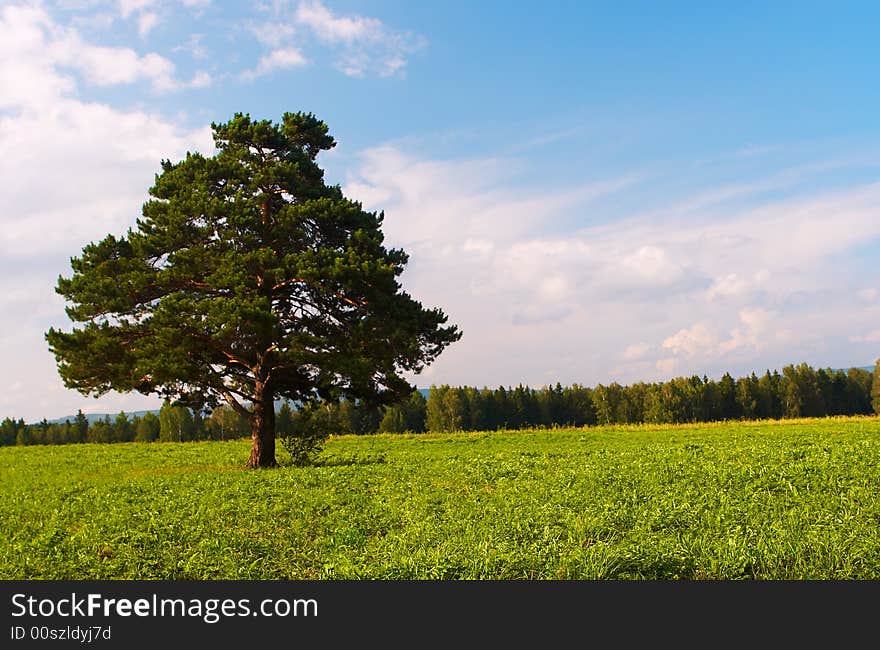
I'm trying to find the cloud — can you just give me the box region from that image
[623,343,650,360]
[242,46,308,79]
[137,10,159,37]
[118,0,152,19]
[251,0,426,77]
[295,0,382,44]
[661,309,774,361]
[247,20,296,48]
[850,329,880,343]
[622,245,684,285]
[705,271,770,301]
[174,33,208,60]
[191,70,211,87]
[181,0,211,11]
[718,308,773,355]
[0,4,200,96]
[462,238,494,256]
[340,141,880,391]
[655,358,679,376]
[662,323,716,358]
[0,2,214,422]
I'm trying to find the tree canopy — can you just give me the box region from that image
[46,112,461,467]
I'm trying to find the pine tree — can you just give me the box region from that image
[46,112,460,467]
[73,409,89,443]
[276,401,295,438]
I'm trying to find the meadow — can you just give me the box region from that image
[2,416,879,580]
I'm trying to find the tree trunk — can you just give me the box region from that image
[246,388,277,468]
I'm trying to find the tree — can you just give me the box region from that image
[88,415,113,443]
[0,418,16,446]
[135,412,160,442]
[275,401,295,439]
[403,390,427,433]
[113,411,134,442]
[378,405,406,433]
[73,409,89,443]
[846,367,873,414]
[380,389,428,433]
[335,398,360,435]
[46,112,461,468]
[872,359,880,415]
[426,384,465,432]
[159,401,195,442]
[209,405,248,441]
[735,373,759,420]
[716,373,740,420]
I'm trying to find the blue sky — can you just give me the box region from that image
[2,0,880,422]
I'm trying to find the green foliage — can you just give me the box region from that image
[3,417,880,579]
[0,418,21,446]
[134,412,160,442]
[159,401,195,442]
[45,111,461,467]
[3,362,874,449]
[278,403,331,467]
[872,359,880,415]
[416,364,874,434]
[378,390,427,433]
[208,405,249,441]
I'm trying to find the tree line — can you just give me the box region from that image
[4,361,880,446]
[0,401,250,447]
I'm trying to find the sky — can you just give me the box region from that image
[2,0,880,422]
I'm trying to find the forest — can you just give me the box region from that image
[3,361,878,446]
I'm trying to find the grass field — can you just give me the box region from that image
[2,416,879,579]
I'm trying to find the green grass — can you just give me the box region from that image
[2,416,880,579]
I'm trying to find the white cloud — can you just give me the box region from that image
[251,0,426,77]
[718,308,772,355]
[714,270,769,299]
[0,2,214,422]
[174,33,208,60]
[137,10,159,37]
[189,70,212,87]
[707,273,749,299]
[662,323,717,358]
[70,10,116,30]
[656,358,679,376]
[295,0,382,44]
[247,20,296,48]
[181,0,211,10]
[242,46,308,79]
[661,310,774,361]
[118,0,152,19]
[340,142,880,391]
[622,245,684,285]
[462,238,494,256]
[0,4,196,96]
[850,329,880,343]
[538,275,569,302]
[623,343,650,360]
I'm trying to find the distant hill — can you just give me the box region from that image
[43,391,436,425]
[832,365,874,374]
[45,410,160,425]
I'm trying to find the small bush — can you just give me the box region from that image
[278,403,332,467]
